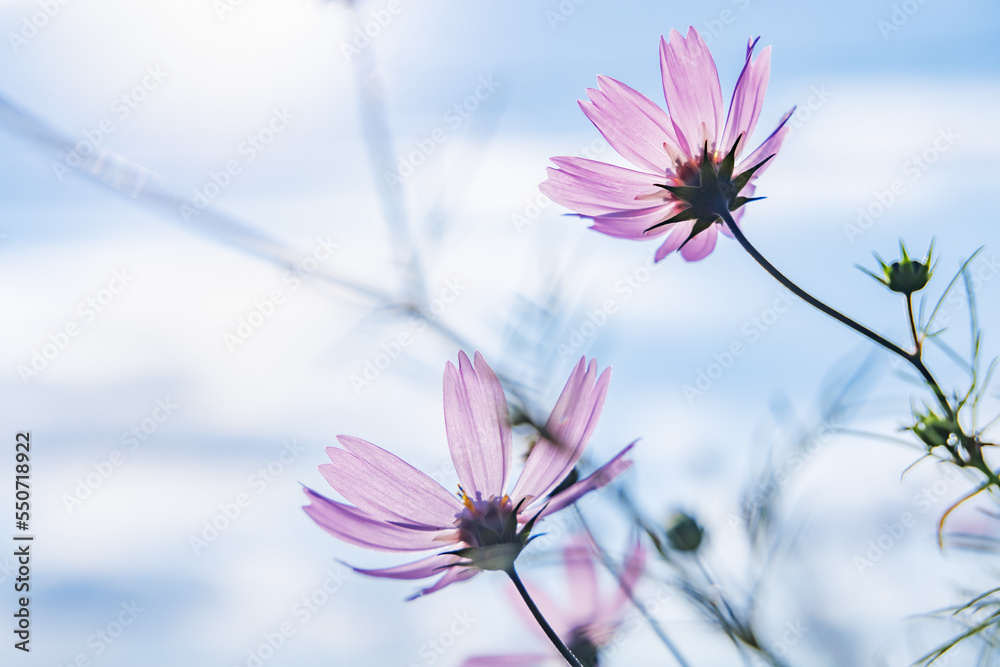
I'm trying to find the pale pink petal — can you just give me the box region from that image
[506,580,571,638]
[578,75,682,173]
[600,540,647,625]
[512,359,611,502]
[564,540,599,622]
[302,488,454,552]
[539,158,664,217]
[590,204,684,241]
[660,28,724,153]
[407,565,480,599]
[351,553,458,580]
[736,107,794,179]
[679,224,719,262]
[319,436,462,527]
[531,442,635,519]
[461,654,553,667]
[654,220,696,261]
[720,40,771,159]
[443,351,512,499]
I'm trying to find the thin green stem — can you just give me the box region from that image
[718,209,954,420]
[505,567,584,667]
[906,292,921,356]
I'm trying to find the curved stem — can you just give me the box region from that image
[718,210,954,419]
[506,567,584,667]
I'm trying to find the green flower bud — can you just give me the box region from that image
[861,241,934,295]
[910,408,960,451]
[665,512,704,553]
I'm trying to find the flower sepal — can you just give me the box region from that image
[909,407,960,452]
[447,498,545,572]
[861,241,934,296]
[645,137,771,244]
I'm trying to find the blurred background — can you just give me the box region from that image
[1,0,999,664]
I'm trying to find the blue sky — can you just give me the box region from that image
[1,0,999,665]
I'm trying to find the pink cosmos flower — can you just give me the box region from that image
[303,351,634,598]
[540,27,794,262]
[461,537,647,667]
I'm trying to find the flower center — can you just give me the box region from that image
[454,486,516,549]
[567,627,601,667]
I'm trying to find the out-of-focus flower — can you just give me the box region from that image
[303,351,634,598]
[540,27,793,262]
[861,241,934,295]
[665,511,704,553]
[461,537,646,667]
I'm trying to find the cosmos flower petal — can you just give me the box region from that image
[504,580,570,639]
[319,436,462,527]
[660,27,724,151]
[679,224,719,262]
[443,351,513,498]
[541,28,787,263]
[720,40,771,159]
[350,553,459,581]
[654,220,696,261]
[578,75,680,173]
[408,566,480,600]
[460,655,554,667]
[540,156,665,214]
[737,107,794,179]
[302,488,454,552]
[565,540,600,620]
[603,540,647,622]
[512,359,611,502]
[540,166,663,219]
[531,442,635,520]
[591,204,685,241]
